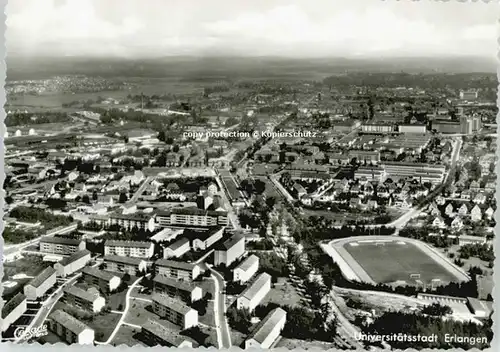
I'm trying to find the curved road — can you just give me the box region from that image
[96,275,145,345]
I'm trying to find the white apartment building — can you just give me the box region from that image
[237,273,272,311]
[104,240,155,258]
[233,255,259,283]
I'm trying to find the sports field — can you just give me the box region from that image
[343,240,458,285]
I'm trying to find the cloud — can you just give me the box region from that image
[6,0,498,58]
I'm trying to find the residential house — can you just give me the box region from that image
[48,310,95,345]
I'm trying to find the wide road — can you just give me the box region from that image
[208,267,232,349]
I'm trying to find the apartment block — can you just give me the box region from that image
[153,275,203,303]
[214,233,245,267]
[81,266,121,293]
[237,273,272,311]
[103,255,147,276]
[48,310,95,345]
[24,267,57,300]
[1,293,27,332]
[163,238,190,259]
[141,319,194,347]
[151,293,198,329]
[245,308,287,349]
[155,259,201,281]
[63,286,105,313]
[104,240,154,258]
[233,255,259,283]
[39,237,86,255]
[54,250,91,278]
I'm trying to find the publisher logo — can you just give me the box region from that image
[14,325,48,340]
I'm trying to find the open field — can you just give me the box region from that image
[261,278,303,308]
[111,325,145,347]
[324,236,470,286]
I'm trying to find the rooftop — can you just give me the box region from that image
[247,308,287,344]
[104,255,145,266]
[152,293,193,315]
[2,293,26,319]
[57,249,91,267]
[241,272,271,301]
[49,310,92,335]
[105,240,153,249]
[27,267,56,289]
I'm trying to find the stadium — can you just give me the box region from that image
[322,236,470,288]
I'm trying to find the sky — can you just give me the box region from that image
[6,0,500,59]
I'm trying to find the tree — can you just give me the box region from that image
[118,192,128,203]
[82,195,91,204]
[422,303,453,317]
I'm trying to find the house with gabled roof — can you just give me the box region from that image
[432,215,446,229]
[451,217,464,232]
[471,205,482,222]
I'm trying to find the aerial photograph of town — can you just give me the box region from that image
[1,0,497,350]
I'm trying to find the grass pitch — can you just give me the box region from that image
[343,241,458,285]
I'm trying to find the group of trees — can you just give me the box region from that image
[6,111,69,127]
[10,206,73,228]
[459,243,495,263]
[362,311,491,350]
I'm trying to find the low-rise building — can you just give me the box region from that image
[237,273,272,311]
[81,266,121,293]
[39,237,86,255]
[245,307,287,349]
[153,275,203,303]
[1,293,27,332]
[458,235,488,247]
[103,255,147,276]
[63,286,105,313]
[192,226,225,250]
[233,254,259,283]
[163,238,191,259]
[48,310,95,345]
[104,240,155,258]
[214,233,246,267]
[141,319,195,347]
[54,250,91,278]
[151,294,198,329]
[155,259,201,281]
[24,267,57,300]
